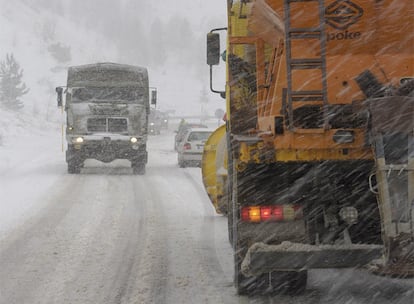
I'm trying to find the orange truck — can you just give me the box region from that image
[204,0,414,294]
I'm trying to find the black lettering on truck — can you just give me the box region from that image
[327,31,361,41]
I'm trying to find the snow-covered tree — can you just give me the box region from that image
[0,54,29,110]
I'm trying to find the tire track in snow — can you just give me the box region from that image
[182,170,239,303]
[119,175,169,304]
[140,166,238,303]
[0,174,99,303]
[0,173,156,304]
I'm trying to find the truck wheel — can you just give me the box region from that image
[67,162,81,174]
[269,270,307,294]
[234,246,256,294]
[132,163,146,175]
[234,256,308,295]
[227,186,234,244]
[66,146,82,174]
[231,160,264,294]
[234,246,277,294]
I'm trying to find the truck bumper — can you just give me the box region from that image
[67,141,147,163]
[241,242,383,276]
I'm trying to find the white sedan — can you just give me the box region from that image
[177,128,214,168]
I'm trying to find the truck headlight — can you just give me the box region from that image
[73,137,84,143]
[130,137,138,143]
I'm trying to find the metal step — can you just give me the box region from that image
[289,28,321,39]
[291,58,323,69]
[291,90,325,101]
[288,0,319,2]
[285,0,328,129]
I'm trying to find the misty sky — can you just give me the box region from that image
[0,0,227,117]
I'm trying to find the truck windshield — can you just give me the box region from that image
[71,87,145,103]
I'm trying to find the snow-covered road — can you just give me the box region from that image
[0,126,413,303]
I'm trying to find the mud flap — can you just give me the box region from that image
[241,242,383,276]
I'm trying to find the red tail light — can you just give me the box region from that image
[183,143,191,150]
[273,205,284,221]
[260,206,272,221]
[241,205,303,222]
[241,208,251,222]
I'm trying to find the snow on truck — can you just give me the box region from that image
[204,0,414,294]
[56,63,156,174]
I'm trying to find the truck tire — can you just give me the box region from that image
[269,271,307,294]
[234,252,308,294]
[231,160,263,294]
[132,162,146,175]
[234,245,259,294]
[227,178,234,245]
[67,161,81,174]
[66,146,82,174]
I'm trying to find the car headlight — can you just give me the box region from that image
[150,122,155,126]
[130,137,138,143]
[74,137,84,143]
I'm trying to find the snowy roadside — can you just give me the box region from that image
[0,110,64,238]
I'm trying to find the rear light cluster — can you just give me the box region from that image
[183,143,192,150]
[241,205,303,222]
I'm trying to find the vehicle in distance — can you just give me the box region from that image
[174,122,208,151]
[160,112,169,130]
[177,128,213,168]
[148,109,162,135]
[56,62,154,175]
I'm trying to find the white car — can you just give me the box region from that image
[177,128,214,167]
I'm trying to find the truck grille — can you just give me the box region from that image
[108,118,128,133]
[87,118,128,133]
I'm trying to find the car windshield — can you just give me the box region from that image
[71,87,144,103]
[187,131,211,141]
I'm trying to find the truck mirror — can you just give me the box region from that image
[151,89,157,105]
[207,33,220,66]
[56,87,63,107]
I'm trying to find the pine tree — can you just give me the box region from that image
[0,54,29,110]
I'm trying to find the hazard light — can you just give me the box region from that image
[241,205,303,222]
[183,143,192,150]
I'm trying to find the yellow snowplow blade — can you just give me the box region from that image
[201,125,228,214]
